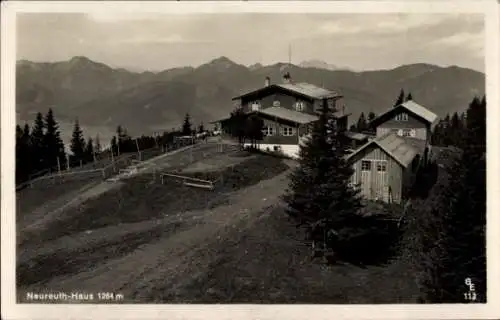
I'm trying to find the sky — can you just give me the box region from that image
[16,12,485,72]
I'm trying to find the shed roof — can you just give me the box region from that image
[232,82,340,100]
[400,136,427,155]
[345,132,419,168]
[258,107,319,124]
[344,131,369,141]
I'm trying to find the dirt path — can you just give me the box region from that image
[22,166,292,300]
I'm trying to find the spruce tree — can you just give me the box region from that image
[110,136,118,156]
[394,89,405,107]
[182,113,192,136]
[367,112,376,133]
[70,119,86,163]
[244,114,264,149]
[367,111,376,122]
[16,125,29,183]
[85,137,95,162]
[356,112,367,132]
[95,134,102,153]
[283,98,362,242]
[411,96,486,303]
[31,112,46,171]
[229,107,248,149]
[406,92,413,101]
[43,108,66,170]
[116,125,125,154]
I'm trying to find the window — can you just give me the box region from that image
[395,113,409,121]
[377,161,387,172]
[273,100,281,107]
[361,160,371,171]
[262,126,275,136]
[282,126,295,136]
[396,129,411,137]
[295,101,305,112]
[250,101,260,111]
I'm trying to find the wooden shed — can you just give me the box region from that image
[345,133,420,204]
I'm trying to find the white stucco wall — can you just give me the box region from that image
[243,143,300,159]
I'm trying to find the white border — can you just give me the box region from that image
[2,1,499,319]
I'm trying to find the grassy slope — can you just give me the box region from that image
[17,145,418,303]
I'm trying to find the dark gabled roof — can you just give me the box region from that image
[370,100,439,131]
[345,132,419,168]
[232,82,341,100]
[258,107,319,124]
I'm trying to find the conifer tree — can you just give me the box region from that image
[406,92,413,101]
[31,112,46,171]
[85,137,95,162]
[16,125,28,183]
[95,134,102,153]
[198,122,205,134]
[229,107,248,149]
[367,111,376,122]
[406,96,486,303]
[43,108,66,170]
[116,125,125,154]
[110,136,118,156]
[244,114,264,149]
[437,97,486,302]
[356,112,367,132]
[182,113,192,136]
[394,89,405,107]
[367,112,377,133]
[70,119,86,163]
[283,98,362,242]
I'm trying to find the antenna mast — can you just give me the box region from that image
[288,44,292,67]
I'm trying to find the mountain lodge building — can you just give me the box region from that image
[215,72,353,158]
[215,72,439,204]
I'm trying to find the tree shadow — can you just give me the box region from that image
[327,215,402,267]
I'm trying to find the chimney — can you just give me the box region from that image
[283,72,291,84]
[265,76,270,87]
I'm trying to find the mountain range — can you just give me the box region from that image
[16,56,485,141]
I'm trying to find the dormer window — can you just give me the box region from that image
[395,113,409,121]
[295,101,305,112]
[250,101,261,111]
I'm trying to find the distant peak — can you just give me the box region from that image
[249,63,263,71]
[69,56,93,63]
[201,56,241,70]
[209,56,236,65]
